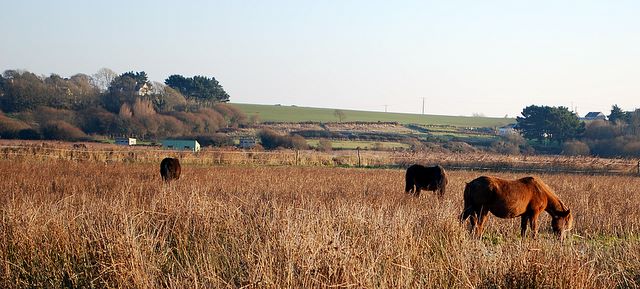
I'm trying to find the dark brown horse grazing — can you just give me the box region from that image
[160,158,181,182]
[405,164,448,198]
[460,176,573,240]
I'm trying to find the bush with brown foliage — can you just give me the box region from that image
[258,128,309,150]
[40,120,88,141]
[317,139,333,152]
[562,140,591,156]
[0,112,32,138]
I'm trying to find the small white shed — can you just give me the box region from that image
[115,138,136,146]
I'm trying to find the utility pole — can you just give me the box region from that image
[422,97,425,115]
[383,104,388,113]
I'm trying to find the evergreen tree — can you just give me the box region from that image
[516,105,584,143]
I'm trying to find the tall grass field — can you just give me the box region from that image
[1,154,639,288]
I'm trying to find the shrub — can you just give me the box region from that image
[193,133,234,147]
[317,139,333,152]
[490,140,520,155]
[586,137,626,157]
[562,140,591,156]
[290,134,309,150]
[0,113,32,138]
[40,120,88,141]
[622,141,640,157]
[258,128,308,150]
[584,120,624,140]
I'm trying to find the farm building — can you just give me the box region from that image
[497,124,518,136]
[115,137,137,146]
[162,139,201,152]
[582,112,606,121]
[239,137,256,149]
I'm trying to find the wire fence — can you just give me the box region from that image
[1,144,639,176]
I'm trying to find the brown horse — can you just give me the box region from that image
[160,158,181,182]
[405,164,448,198]
[460,176,573,240]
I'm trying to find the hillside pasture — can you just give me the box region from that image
[232,103,515,128]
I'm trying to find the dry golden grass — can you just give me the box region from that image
[1,154,639,288]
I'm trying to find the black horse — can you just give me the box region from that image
[405,164,447,198]
[160,158,181,182]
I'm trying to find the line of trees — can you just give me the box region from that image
[0,69,245,142]
[515,104,640,157]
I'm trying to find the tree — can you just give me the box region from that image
[164,75,190,94]
[102,71,152,113]
[334,109,346,122]
[516,105,583,143]
[0,70,49,112]
[154,86,186,112]
[608,105,627,124]
[165,74,230,103]
[120,71,149,88]
[68,74,100,109]
[92,68,118,92]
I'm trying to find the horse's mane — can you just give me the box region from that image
[526,176,568,211]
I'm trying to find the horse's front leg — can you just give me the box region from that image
[520,216,529,238]
[475,209,490,238]
[468,214,477,236]
[414,187,421,197]
[529,212,541,239]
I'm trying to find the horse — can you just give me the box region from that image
[460,176,573,240]
[160,158,181,182]
[405,164,448,198]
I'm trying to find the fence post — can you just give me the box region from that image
[295,150,299,166]
[357,147,361,167]
[637,161,640,176]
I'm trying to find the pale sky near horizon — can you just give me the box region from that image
[1,0,639,117]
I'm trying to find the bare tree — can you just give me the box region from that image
[92,68,118,92]
[334,109,346,122]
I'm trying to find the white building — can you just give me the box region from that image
[115,137,136,146]
[497,124,518,136]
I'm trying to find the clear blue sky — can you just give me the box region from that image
[2,0,639,117]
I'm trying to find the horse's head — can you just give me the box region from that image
[551,209,573,241]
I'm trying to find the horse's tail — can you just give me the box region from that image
[437,165,447,198]
[405,168,414,193]
[160,159,168,181]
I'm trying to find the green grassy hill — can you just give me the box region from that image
[231,103,515,128]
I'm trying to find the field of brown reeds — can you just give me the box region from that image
[1,145,640,288]
[1,141,639,174]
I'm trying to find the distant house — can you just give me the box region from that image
[115,137,136,146]
[583,112,606,121]
[136,83,152,96]
[162,139,201,152]
[239,137,256,149]
[497,124,518,136]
